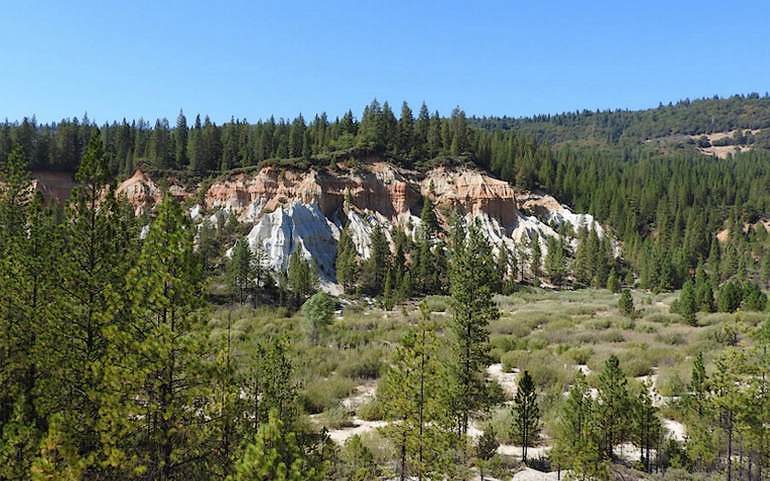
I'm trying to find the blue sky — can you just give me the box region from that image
[2,0,769,123]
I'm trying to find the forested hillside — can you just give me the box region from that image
[4,94,770,292]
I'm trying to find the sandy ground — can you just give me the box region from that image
[326,417,388,444]
[341,381,377,410]
[487,363,519,397]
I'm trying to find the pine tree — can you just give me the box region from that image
[303,292,335,345]
[0,148,50,479]
[231,410,325,481]
[679,279,698,326]
[694,263,716,312]
[38,130,136,477]
[551,371,607,480]
[475,426,499,481]
[380,313,454,480]
[511,370,540,462]
[606,267,620,293]
[618,289,634,317]
[287,250,318,305]
[242,337,299,434]
[100,198,212,480]
[544,236,566,285]
[174,110,189,168]
[529,234,542,279]
[338,435,382,481]
[228,238,256,304]
[397,101,414,163]
[361,224,390,296]
[595,355,630,459]
[449,220,498,436]
[336,225,359,291]
[632,381,660,472]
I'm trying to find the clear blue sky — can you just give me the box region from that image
[2,0,769,124]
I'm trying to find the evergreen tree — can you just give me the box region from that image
[595,355,630,459]
[544,236,566,285]
[228,238,256,304]
[38,130,136,477]
[336,225,359,291]
[511,370,540,462]
[475,426,499,481]
[631,381,660,472]
[287,250,318,305]
[361,224,390,296]
[231,410,325,481]
[606,267,620,293]
[302,292,335,345]
[100,198,212,480]
[618,289,634,317]
[448,220,498,436]
[174,110,189,168]
[529,235,542,279]
[551,371,607,480]
[679,279,698,326]
[380,313,454,481]
[242,337,299,434]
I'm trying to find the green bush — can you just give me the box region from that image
[317,404,354,429]
[656,332,686,345]
[337,349,383,380]
[600,329,625,343]
[423,295,450,312]
[357,398,384,421]
[301,375,355,414]
[565,346,594,365]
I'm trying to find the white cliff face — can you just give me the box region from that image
[244,201,340,280]
[123,163,617,287]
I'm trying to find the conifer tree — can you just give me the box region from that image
[679,279,698,326]
[448,220,498,436]
[618,289,634,317]
[303,292,335,345]
[100,198,212,480]
[632,381,660,472]
[38,130,136,476]
[287,250,318,305]
[511,370,540,462]
[174,110,189,168]
[361,224,390,296]
[242,337,299,434]
[606,267,620,293]
[228,238,256,304]
[544,236,566,285]
[335,225,359,291]
[231,410,324,481]
[529,235,542,280]
[551,371,607,480]
[475,426,499,481]
[380,311,454,480]
[595,355,630,459]
[0,148,51,479]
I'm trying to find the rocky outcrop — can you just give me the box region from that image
[117,162,611,284]
[115,170,191,215]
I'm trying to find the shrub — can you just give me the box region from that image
[601,329,625,343]
[566,346,594,365]
[337,349,383,380]
[317,404,354,429]
[357,398,384,421]
[301,375,355,414]
[656,332,686,346]
[423,295,450,312]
